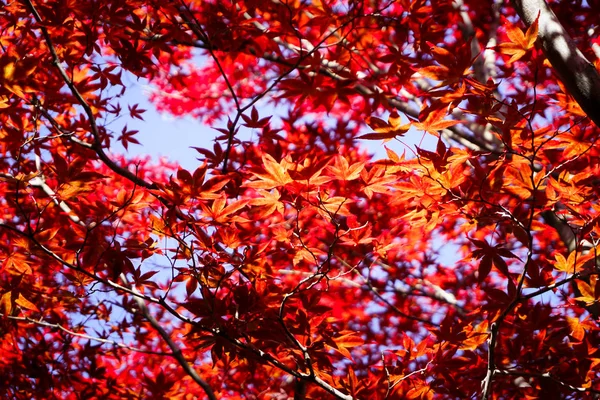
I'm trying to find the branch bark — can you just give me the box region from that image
[125,274,218,400]
[512,0,600,127]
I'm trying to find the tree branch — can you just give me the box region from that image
[124,274,217,400]
[24,0,155,190]
[481,322,498,400]
[512,0,600,127]
[495,369,600,395]
[0,314,168,356]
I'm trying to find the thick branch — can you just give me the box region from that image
[512,0,600,127]
[481,323,498,399]
[125,275,217,400]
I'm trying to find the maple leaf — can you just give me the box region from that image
[552,81,587,118]
[15,293,39,312]
[360,165,396,198]
[385,146,404,163]
[128,103,146,120]
[575,276,599,306]
[566,316,585,342]
[199,195,249,224]
[413,106,460,136]
[327,155,365,181]
[357,111,411,140]
[117,126,140,150]
[416,41,473,86]
[459,320,489,351]
[248,189,284,217]
[245,154,294,189]
[241,106,271,128]
[328,331,364,360]
[554,251,593,274]
[554,252,574,273]
[418,65,450,82]
[288,155,332,185]
[498,15,539,65]
[0,292,12,316]
[471,239,518,280]
[2,1,600,398]
[315,192,352,217]
[3,253,33,275]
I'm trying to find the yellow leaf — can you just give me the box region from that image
[575,280,596,305]
[15,293,39,312]
[498,16,539,65]
[460,320,489,350]
[0,292,12,316]
[418,65,449,81]
[4,253,33,275]
[388,111,403,129]
[554,252,574,273]
[3,62,15,82]
[358,111,410,140]
[566,316,585,341]
[149,214,167,237]
[57,180,95,200]
[385,146,401,163]
[0,95,10,109]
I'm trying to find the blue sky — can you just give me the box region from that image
[116,74,439,172]
[116,79,212,170]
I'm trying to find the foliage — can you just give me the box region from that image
[1,0,600,398]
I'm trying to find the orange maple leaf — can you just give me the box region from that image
[418,65,450,82]
[358,111,410,140]
[566,316,585,341]
[248,189,284,217]
[15,293,40,312]
[330,331,364,360]
[575,278,597,306]
[245,154,294,189]
[361,166,396,198]
[327,155,365,181]
[554,252,575,273]
[413,107,460,136]
[498,15,539,65]
[200,195,249,223]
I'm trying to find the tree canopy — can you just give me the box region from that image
[2,0,600,398]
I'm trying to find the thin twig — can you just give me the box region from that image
[24,0,154,190]
[1,314,167,356]
[495,369,600,395]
